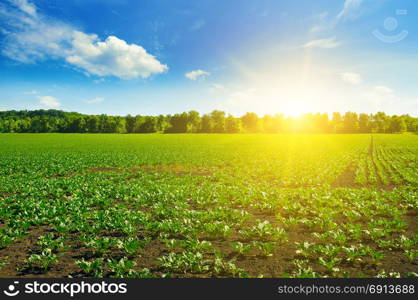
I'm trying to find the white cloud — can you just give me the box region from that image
[309,0,363,35]
[66,33,168,79]
[38,95,61,108]
[303,36,342,49]
[0,0,168,79]
[86,97,104,104]
[9,0,36,17]
[340,72,363,85]
[337,0,363,21]
[185,69,210,80]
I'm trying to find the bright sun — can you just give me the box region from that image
[226,53,338,117]
[282,102,305,117]
[251,87,326,117]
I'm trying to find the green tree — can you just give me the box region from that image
[225,115,242,133]
[186,111,201,133]
[200,114,214,133]
[138,116,158,133]
[331,112,343,133]
[358,113,371,133]
[0,109,416,134]
[373,112,389,133]
[210,110,226,133]
[125,115,136,133]
[342,112,359,133]
[156,115,170,133]
[241,112,259,133]
[388,116,407,133]
[262,114,284,133]
[166,113,189,133]
[68,116,86,133]
[85,115,99,133]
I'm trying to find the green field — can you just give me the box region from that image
[0,133,417,278]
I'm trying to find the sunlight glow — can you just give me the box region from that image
[222,54,339,116]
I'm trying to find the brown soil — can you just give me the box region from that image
[130,164,213,176]
[87,167,121,173]
[0,226,59,277]
[0,203,416,278]
[332,162,359,188]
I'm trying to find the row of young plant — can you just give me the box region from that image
[0,134,416,277]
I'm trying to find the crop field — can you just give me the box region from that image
[0,133,416,278]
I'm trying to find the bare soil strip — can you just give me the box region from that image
[332,136,400,190]
[331,162,359,188]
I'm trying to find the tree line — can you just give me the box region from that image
[0,110,416,134]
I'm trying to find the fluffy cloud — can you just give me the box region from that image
[185,69,210,80]
[86,97,104,104]
[303,36,342,49]
[0,0,167,79]
[38,96,61,108]
[340,72,363,85]
[67,32,168,79]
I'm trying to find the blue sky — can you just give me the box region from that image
[0,0,417,116]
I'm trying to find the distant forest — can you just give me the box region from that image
[0,110,416,134]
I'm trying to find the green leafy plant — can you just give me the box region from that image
[342,245,366,263]
[24,249,58,273]
[0,235,14,249]
[76,258,104,277]
[0,262,8,269]
[37,234,68,252]
[116,237,150,257]
[370,251,385,265]
[230,242,252,256]
[240,220,287,242]
[404,250,418,263]
[318,257,341,276]
[84,237,116,256]
[106,257,153,278]
[158,251,210,274]
[253,241,276,257]
[286,260,321,278]
[295,242,315,259]
[203,222,233,239]
[212,251,249,277]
